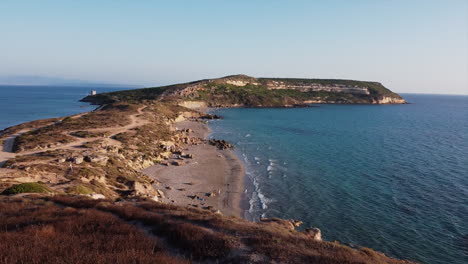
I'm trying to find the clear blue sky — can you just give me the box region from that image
[1,0,467,94]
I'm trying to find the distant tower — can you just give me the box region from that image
[90,90,97,95]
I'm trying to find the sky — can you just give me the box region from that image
[0,0,467,94]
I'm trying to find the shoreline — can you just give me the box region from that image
[143,119,246,218]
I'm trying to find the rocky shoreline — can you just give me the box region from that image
[143,118,246,217]
[0,103,246,217]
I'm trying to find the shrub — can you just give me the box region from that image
[66,185,93,195]
[1,182,52,195]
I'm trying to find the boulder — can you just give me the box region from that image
[183,153,193,159]
[84,155,109,165]
[208,139,234,150]
[72,156,84,164]
[128,181,157,197]
[305,228,322,241]
[201,114,222,120]
[205,192,216,197]
[291,220,303,228]
[156,189,165,199]
[260,218,303,231]
[172,160,184,166]
[89,193,106,200]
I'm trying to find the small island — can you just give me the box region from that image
[0,75,412,263]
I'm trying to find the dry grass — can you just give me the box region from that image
[12,103,138,152]
[36,195,415,264]
[0,117,61,139]
[0,196,187,264]
[70,130,110,138]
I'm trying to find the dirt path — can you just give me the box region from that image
[0,106,148,166]
[0,134,19,167]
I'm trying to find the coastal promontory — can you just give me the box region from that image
[82,74,406,106]
[0,76,413,263]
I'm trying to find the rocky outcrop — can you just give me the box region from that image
[84,155,109,165]
[305,228,322,241]
[373,96,407,104]
[127,181,157,198]
[178,101,207,110]
[208,139,234,150]
[260,217,303,231]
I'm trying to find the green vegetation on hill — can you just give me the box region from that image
[80,75,404,106]
[197,83,375,106]
[83,86,169,104]
[258,77,400,97]
[1,182,52,195]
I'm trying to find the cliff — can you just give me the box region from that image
[82,74,406,106]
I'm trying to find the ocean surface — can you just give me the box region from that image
[0,85,130,130]
[208,94,468,264]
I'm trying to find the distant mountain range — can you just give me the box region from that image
[0,75,138,87]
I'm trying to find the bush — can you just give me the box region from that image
[1,182,52,195]
[66,185,93,195]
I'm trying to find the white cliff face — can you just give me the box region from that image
[265,80,370,95]
[225,80,260,86]
[374,96,406,104]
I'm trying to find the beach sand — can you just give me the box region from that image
[143,120,246,218]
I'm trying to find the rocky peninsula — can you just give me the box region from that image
[0,75,413,263]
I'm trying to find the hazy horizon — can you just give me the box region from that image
[1,74,468,96]
[1,1,467,95]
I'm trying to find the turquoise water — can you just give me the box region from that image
[208,94,468,264]
[0,86,129,130]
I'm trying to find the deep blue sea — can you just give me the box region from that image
[208,94,468,264]
[0,87,466,264]
[0,85,130,130]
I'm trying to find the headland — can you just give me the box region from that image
[0,75,414,263]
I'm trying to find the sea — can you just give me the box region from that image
[0,86,466,264]
[208,94,468,264]
[0,85,129,130]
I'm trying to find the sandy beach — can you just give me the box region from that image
[143,120,246,218]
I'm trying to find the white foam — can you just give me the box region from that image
[248,192,257,214]
[257,189,275,210]
[257,191,268,210]
[245,133,251,137]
